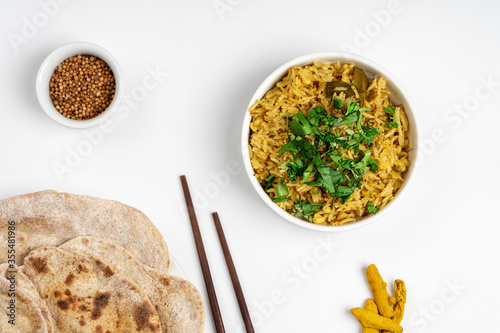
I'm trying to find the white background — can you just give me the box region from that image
[1,0,499,332]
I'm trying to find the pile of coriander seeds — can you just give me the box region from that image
[49,54,116,120]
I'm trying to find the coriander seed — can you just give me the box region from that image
[49,54,116,121]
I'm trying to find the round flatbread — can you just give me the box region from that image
[59,236,205,333]
[0,263,55,333]
[23,247,162,333]
[0,190,169,274]
[143,266,206,333]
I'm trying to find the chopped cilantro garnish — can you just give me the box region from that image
[384,107,396,116]
[367,201,378,214]
[333,97,343,109]
[361,126,379,145]
[289,111,313,137]
[301,163,315,183]
[317,165,343,194]
[263,174,275,192]
[275,177,289,198]
[331,112,359,127]
[336,186,356,203]
[265,100,381,217]
[293,200,323,222]
[384,107,398,128]
[273,196,291,203]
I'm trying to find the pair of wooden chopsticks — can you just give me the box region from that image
[180,175,254,333]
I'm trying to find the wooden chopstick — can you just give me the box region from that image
[180,175,225,333]
[212,212,255,333]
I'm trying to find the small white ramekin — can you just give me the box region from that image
[241,52,420,232]
[36,42,123,129]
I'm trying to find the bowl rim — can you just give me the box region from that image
[35,41,123,129]
[241,51,420,232]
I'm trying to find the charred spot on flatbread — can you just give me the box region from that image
[57,300,69,310]
[30,256,49,274]
[134,301,160,331]
[95,259,115,278]
[91,292,111,320]
[159,276,171,287]
[65,273,76,285]
[77,264,89,273]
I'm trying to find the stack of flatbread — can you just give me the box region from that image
[0,190,205,332]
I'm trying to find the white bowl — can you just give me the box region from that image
[241,52,420,232]
[36,42,123,129]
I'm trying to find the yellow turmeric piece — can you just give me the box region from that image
[393,279,406,324]
[382,280,406,333]
[366,264,394,318]
[350,308,403,333]
[362,299,380,333]
[351,265,406,332]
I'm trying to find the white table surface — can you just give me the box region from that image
[1,0,499,332]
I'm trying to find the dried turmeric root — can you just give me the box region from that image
[362,299,381,333]
[366,264,394,318]
[393,279,406,324]
[351,265,406,333]
[350,308,403,332]
[382,279,407,333]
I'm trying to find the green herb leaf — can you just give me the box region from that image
[336,186,356,203]
[293,201,323,222]
[289,111,313,137]
[287,160,306,181]
[307,106,326,126]
[273,196,291,203]
[384,107,396,116]
[331,112,359,127]
[367,201,378,214]
[333,97,343,109]
[361,126,379,145]
[301,163,315,183]
[264,174,275,192]
[278,138,301,157]
[317,165,343,194]
[275,178,289,198]
[384,107,398,128]
[345,99,357,115]
[385,122,399,128]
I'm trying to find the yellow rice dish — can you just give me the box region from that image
[247,62,410,225]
